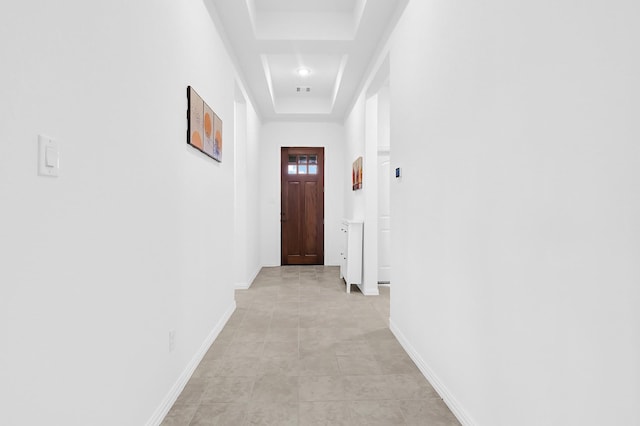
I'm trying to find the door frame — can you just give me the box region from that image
[280,147,325,265]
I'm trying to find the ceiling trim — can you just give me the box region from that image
[330,55,349,111]
[260,55,277,110]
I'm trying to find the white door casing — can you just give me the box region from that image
[378,151,391,283]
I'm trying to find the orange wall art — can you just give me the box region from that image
[187,86,223,162]
[352,156,363,190]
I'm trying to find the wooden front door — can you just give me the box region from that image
[281,147,324,265]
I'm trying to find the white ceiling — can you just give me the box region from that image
[254,0,358,13]
[205,0,409,121]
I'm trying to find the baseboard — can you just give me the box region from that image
[361,286,380,296]
[389,319,476,426]
[146,300,236,426]
[355,282,380,296]
[234,265,262,290]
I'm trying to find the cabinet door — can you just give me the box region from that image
[342,222,362,286]
[340,224,348,278]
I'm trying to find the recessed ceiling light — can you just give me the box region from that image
[297,68,311,77]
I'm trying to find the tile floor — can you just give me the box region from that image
[162,266,460,426]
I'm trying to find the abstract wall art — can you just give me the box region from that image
[187,86,222,162]
[352,156,363,190]
[213,112,223,162]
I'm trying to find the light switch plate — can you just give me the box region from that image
[38,135,59,177]
[45,146,58,167]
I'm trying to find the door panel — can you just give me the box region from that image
[304,181,319,255]
[378,153,391,282]
[281,147,324,265]
[285,181,301,256]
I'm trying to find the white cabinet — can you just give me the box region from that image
[339,220,363,293]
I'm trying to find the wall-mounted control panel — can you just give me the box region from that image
[38,135,60,177]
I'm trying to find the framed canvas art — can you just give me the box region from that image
[213,112,223,162]
[203,102,215,158]
[187,86,222,162]
[187,86,204,151]
[352,156,363,190]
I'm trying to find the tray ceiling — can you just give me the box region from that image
[205,0,408,121]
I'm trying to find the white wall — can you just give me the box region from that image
[389,1,640,425]
[377,85,390,150]
[363,96,380,295]
[234,99,249,287]
[344,95,366,221]
[377,83,392,283]
[344,89,386,295]
[0,1,245,425]
[244,98,262,281]
[234,90,262,289]
[259,122,345,266]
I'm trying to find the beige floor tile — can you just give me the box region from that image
[337,327,368,341]
[400,399,461,425]
[191,358,223,379]
[224,313,245,329]
[298,375,346,401]
[353,314,388,329]
[234,290,253,302]
[272,302,299,314]
[336,354,382,375]
[244,402,298,425]
[217,355,262,377]
[298,401,352,426]
[276,293,300,303]
[232,329,268,343]
[239,316,272,331]
[201,376,255,403]
[262,341,299,357]
[215,327,237,342]
[163,266,460,426]
[298,301,339,311]
[223,341,264,357]
[349,400,405,425]
[298,327,336,342]
[258,354,300,376]
[367,338,406,355]
[385,374,439,400]
[160,404,198,426]
[298,339,336,358]
[362,328,396,341]
[189,403,248,426]
[333,341,371,356]
[251,375,299,403]
[202,340,231,361]
[298,354,341,376]
[299,327,363,342]
[376,352,422,375]
[174,378,207,405]
[343,375,390,400]
[265,327,298,342]
[269,314,299,328]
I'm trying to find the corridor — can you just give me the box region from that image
[162,266,459,425]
